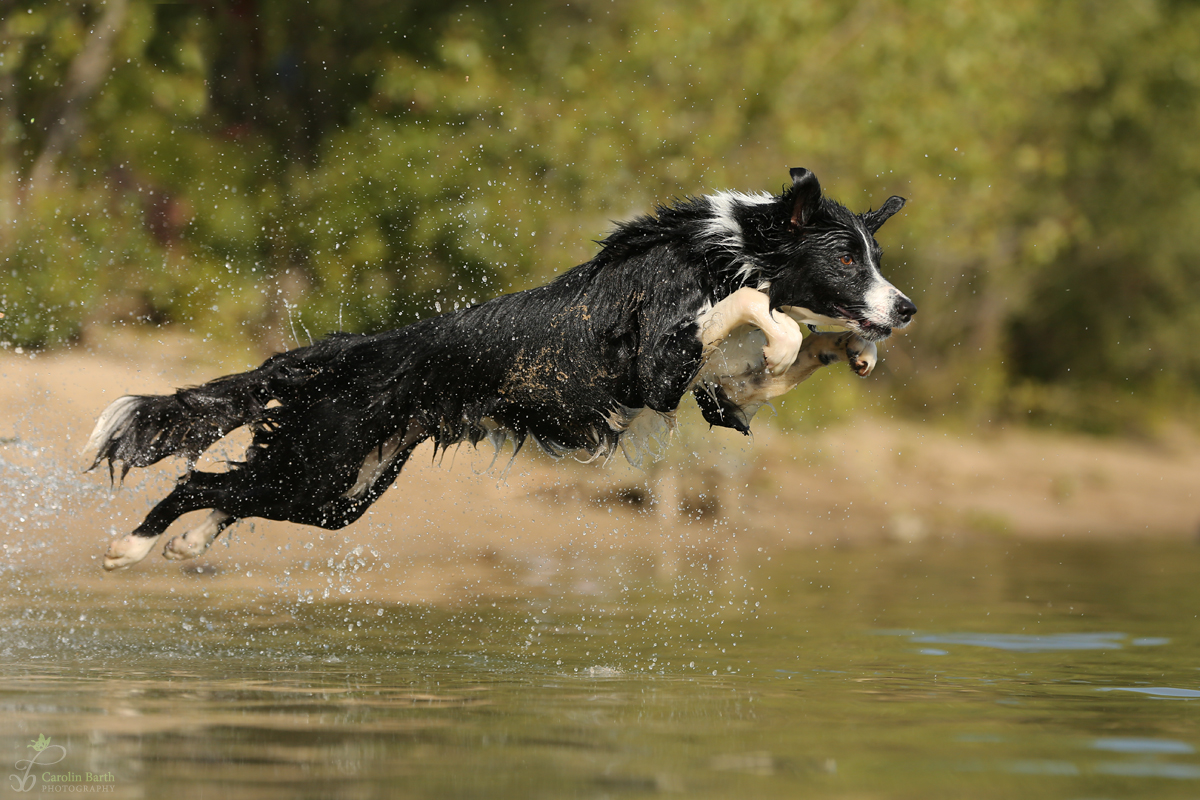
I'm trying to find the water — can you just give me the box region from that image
[3,538,1199,798]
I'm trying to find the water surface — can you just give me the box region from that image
[3,538,1199,798]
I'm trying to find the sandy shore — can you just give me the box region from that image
[2,332,1198,605]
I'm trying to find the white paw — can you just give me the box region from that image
[163,531,208,561]
[103,534,158,571]
[847,338,878,377]
[763,313,804,375]
[162,511,228,561]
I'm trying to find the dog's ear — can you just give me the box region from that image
[862,196,906,234]
[788,167,821,230]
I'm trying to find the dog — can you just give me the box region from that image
[87,167,915,570]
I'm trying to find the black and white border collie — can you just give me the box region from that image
[87,168,915,570]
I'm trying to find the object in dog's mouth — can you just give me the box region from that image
[87,166,916,570]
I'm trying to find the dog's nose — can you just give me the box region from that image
[896,297,917,323]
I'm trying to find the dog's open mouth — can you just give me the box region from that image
[834,306,892,341]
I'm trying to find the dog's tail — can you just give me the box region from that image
[84,367,280,481]
[84,334,348,481]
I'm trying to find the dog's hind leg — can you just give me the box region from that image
[162,510,234,562]
[102,533,161,571]
[103,476,227,571]
[303,423,428,529]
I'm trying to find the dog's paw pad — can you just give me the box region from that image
[103,534,157,571]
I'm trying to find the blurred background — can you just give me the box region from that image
[5,8,1200,793]
[2,0,1200,435]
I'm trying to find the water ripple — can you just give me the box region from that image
[905,632,1136,653]
[1097,686,1200,699]
[1092,737,1194,754]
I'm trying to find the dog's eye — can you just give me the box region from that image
[840,255,854,265]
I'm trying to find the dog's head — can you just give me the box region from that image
[756,168,916,341]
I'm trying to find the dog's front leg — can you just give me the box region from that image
[786,330,877,384]
[781,330,878,390]
[698,287,803,375]
[718,331,878,409]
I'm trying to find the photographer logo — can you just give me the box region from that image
[9,735,115,793]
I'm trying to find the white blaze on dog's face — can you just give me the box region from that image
[854,216,917,336]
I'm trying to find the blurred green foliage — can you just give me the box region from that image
[2,0,1199,433]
